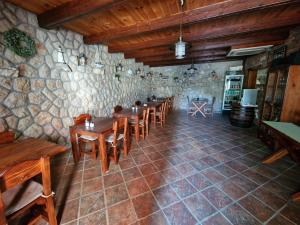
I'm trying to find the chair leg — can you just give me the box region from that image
[113,145,118,163]
[91,141,96,159]
[123,138,128,157]
[79,140,85,158]
[146,122,149,136]
[45,197,58,225]
[142,126,145,140]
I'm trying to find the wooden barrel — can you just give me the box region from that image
[229,104,255,128]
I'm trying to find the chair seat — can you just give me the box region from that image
[79,135,98,141]
[130,120,144,125]
[106,134,124,143]
[3,181,43,216]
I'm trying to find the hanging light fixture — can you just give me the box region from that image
[175,0,186,59]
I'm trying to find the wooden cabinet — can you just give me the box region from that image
[260,65,300,124]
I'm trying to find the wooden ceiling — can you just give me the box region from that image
[7,0,300,67]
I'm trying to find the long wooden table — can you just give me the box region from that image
[0,138,67,172]
[69,117,114,172]
[113,108,144,143]
[261,121,300,201]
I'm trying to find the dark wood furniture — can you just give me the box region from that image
[260,65,300,123]
[106,117,128,163]
[204,96,216,118]
[260,121,300,202]
[0,131,15,145]
[0,138,66,224]
[113,108,144,143]
[70,117,115,172]
[229,104,256,128]
[259,65,300,147]
[73,114,97,160]
[146,101,163,128]
[130,108,150,140]
[151,102,167,127]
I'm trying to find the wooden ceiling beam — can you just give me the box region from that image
[135,49,229,63]
[38,0,128,29]
[107,4,300,52]
[84,0,297,44]
[147,57,241,67]
[123,30,288,58]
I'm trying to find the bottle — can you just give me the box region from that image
[85,118,89,127]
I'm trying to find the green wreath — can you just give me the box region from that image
[4,28,36,58]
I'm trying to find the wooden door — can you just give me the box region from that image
[280,65,300,123]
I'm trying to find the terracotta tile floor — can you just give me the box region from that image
[48,111,300,225]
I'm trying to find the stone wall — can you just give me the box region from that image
[0,2,151,144]
[150,61,242,112]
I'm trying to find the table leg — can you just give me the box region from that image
[69,127,79,163]
[262,148,289,164]
[292,192,300,202]
[135,116,139,143]
[153,108,156,128]
[99,134,108,173]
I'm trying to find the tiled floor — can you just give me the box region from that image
[49,111,300,225]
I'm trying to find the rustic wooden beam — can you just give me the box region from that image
[107,4,300,52]
[84,0,297,44]
[123,30,288,58]
[136,49,229,63]
[147,57,241,67]
[38,0,128,29]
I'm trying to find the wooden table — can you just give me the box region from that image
[0,138,67,172]
[261,121,300,202]
[145,101,163,128]
[113,108,144,143]
[69,117,114,173]
[191,100,207,117]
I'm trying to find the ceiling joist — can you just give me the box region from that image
[84,0,297,44]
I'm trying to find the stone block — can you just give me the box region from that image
[3,92,26,108]
[13,78,30,92]
[24,124,43,138]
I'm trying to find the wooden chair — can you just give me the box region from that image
[73,114,97,159]
[204,97,216,117]
[151,102,167,127]
[114,105,123,113]
[187,96,197,115]
[106,117,128,163]
[0,131,15,145]
[135,101,141,106]
[0,157,57,225]
[130,108,150,140]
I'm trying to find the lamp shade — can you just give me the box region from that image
[175,37,186,59]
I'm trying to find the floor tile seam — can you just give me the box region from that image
[134,163,172,225]
[118,165,139,225]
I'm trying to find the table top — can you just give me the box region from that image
[0,138,67,172]
[113,107,144,119]
[263,121,300,143]
[70,117,114,134]
[145,101,163,108]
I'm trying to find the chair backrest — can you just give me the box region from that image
[0,157,52,223]
[212,96,216,105]
[187,96,190,104]
[112,117,128,146]
[114,105,123,113]
[135,100,141,106]
[73,114,91,125]
[0,132,15,145]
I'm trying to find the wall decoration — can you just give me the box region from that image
[116,63,123,72]
[115,73,121,82]
[78,53,87,66]
[4,28,36,58]
[56,45,73,71]
[136,68,142,75]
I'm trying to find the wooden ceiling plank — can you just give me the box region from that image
[38,0,129,29]
[84,0,297,44]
